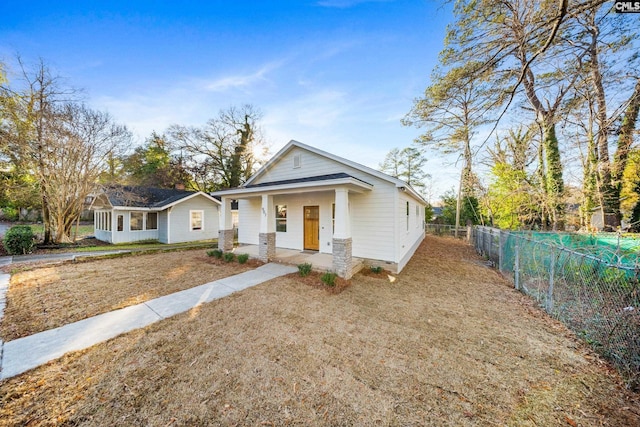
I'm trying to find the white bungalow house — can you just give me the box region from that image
[212,140,427,278]
[89,186,220,244]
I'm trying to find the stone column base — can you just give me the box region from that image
[332,237,353,279]
[218,229,234,251]
[259,232,276,262]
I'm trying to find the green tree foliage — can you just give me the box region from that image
[379,147,430,196]
[122,132,189,189]
[484,128,542,229]
[440,190,481,226]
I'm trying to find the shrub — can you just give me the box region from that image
[298,262,312,277]
[237,253,249,264]
[207,249,223,259]
[321,271,337,287]
[370,266,383,274]
[0,206,19,221]
[223,252,236,262]
[3,225,35,255]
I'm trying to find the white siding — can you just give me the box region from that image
[396,192,425,271]
[238,188,397,262]
[271,193,335,253]
[252,147,375,185]
[168,195,219,243]
[238,145,425,269]
[238,198,260,245]
[158,210,169,243]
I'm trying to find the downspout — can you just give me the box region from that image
[167,207,172,244]
[393,187,400,265]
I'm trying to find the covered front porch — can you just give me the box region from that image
[214,174,373,279]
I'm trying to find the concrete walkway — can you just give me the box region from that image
[0,262,297,379]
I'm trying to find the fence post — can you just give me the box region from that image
[547,247,555,312]
[514,240,520,290]
[498,230,503,273]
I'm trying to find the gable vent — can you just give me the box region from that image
[293,154,302,169]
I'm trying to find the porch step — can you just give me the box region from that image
[350,258,365,277]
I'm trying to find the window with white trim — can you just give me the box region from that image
[190,210,203,231]
[332,203,335,233]
[130,212,143,231]
[147,212,158,230]
[117,215,124,232]
[276,205,287,232]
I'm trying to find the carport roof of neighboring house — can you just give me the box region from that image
[92,186,220,210]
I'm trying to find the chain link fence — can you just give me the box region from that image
[473,226,640,390]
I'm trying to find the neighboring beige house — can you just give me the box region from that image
[90,186,220,244]
[212,140,427,278]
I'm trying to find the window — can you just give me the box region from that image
[406,201,410,231]
[416,205,420,228]
[130,212,143,231]
[276,205,287,232]
[332,203,335,233]
[97,211,112,231]
[190,210,203,231]
[147,212,158,230]
[117,215,124,232]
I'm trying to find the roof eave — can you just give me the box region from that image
[213,177,373,198]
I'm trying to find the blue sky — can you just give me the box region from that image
[1,0,457,201]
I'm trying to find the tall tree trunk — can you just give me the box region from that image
[588,19,618,230]
[582,132,598,229]
[611,78,640,223]
[542,123,564,230]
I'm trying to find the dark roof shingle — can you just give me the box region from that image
[104,186,195,208]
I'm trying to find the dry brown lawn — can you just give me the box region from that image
[1,236,639,426]
[0,249,259,340]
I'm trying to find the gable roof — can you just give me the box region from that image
[246,140,426,204]
[96,185,220,210]
[245,172,372,188]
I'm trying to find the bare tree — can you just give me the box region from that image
[44,104,130,243]
[0,58,130,243]
[168,104,267,191]
[0,57,77,243]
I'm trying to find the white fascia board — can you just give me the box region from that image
[213,177,373,198]
[157,191,221,210]
[111,206,152,211]
[397,185,428,205]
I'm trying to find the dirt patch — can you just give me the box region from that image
[0,249,260,340]
[0,236,638,426]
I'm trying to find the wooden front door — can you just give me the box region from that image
[304,206,320,251]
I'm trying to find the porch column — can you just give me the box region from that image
[333,188,353,279]
[259,194,276,262]
[218,197,234,251]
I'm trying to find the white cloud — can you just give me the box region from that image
[203,61,283,92]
